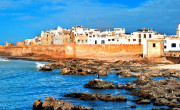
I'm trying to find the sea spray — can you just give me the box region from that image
[35,62,46,69]
[0,58,9,62]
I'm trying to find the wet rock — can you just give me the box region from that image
[123,77,180,109]
[39,65,52,71]
[122,83,137,90]
[152,108,167,110]
[117,83,124,89]
[64,92,127,102]
[133,98,151,104]
[134,75,155,85]
[84,79,116,89]
[61,68,70,75]
[99,69,108,76]
[73,106,94,110]
[33,97,93,110]
[33,99,43,110]
[130,105,136,108]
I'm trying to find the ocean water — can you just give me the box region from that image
[0,59,171,110]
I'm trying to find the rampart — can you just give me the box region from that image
[0,44,143,59]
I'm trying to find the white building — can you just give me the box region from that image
[88,28,125,44]
[51,26,63,45]
[24,39,32,45]
[131,28,165,45]
[164,37,180,52]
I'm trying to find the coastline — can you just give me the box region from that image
[1,53,180,110]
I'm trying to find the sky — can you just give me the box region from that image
[0,0,180,45]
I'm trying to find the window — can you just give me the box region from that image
[82,40,83,43]
[153,43,156,47]
[78,40,80,43]
[133,39,136,41]
[112,39,115,41]
[86,34,88,36]
[164,40,167,43]
[139,34,141,38]
[95,40,97,44]
[171,43,176,47]
[108,39,111,41]
[74,34,76,36]
[144,34,146,38]
[93,35,95,37]
[89,36,92,38]
[86,40,87,43]
[101,40,105,44]
[149,34,152,38]
[164,46,167,49]
[128,39,130,42]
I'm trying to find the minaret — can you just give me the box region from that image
[177,23,180,38]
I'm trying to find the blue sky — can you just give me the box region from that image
[0,0,180,45]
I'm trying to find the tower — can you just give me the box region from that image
[177,23,180,37]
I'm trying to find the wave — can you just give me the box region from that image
[35,62,46,69]
[0,58,9,62]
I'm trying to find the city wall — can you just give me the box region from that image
[0,44,143,59]
[75,44,143,59]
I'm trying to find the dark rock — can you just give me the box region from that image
[39,65,52,71]
[134,75,155,85]
[33,97,93,110]
[33,99,43,110]
[133,98,151,104]
[73,105,94,110]
[130,105,136,108]
[65,92,127,102]
[84,79,116,89]
[117,83,124,89]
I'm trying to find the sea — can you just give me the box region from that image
[0,59,173,110]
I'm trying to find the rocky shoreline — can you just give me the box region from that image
[1,55,180,109]
[64,92,127,102]
[33,97,94,110]
[117,75,180,109]
[38,58,180,78]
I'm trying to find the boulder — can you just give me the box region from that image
[84,79,116,89]
[134,74,154,85]
[154,98,170,106]
[99,69,108,76]
[117,83,124,89]
[33,97,93,110]
[40,65,52,71]
[60,68,70,75]
[33,99,43,110]
[133,98,151,104]
[65,92,127,102]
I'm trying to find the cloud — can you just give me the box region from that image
[1,0,180,34]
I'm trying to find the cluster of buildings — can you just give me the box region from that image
[23,27,71,46]
[5,23,180,58]
[16,25,167,46]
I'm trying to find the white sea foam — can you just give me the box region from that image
[0,58,9,62]
[35,62,46,69]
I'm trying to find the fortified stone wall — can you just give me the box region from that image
[75,44,143,59]
[0,44,143,59]
[0,45,65,59]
